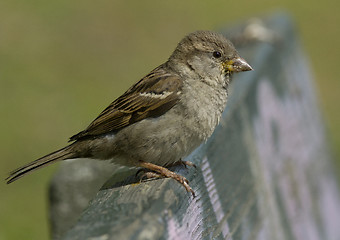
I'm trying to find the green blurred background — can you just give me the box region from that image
[1,0,339,239]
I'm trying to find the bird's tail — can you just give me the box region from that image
[6,144,76,184]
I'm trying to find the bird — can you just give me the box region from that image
[6,30,252,197]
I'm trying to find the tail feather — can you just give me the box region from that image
[6,144,76,184]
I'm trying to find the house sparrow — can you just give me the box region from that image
[6,30,252,197]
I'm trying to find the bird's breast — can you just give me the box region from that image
[178,79,228,141]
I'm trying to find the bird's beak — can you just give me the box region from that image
[223,57,252,72]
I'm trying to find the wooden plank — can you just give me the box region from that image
[49,13,340,240]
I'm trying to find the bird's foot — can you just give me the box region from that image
[137,161,195,197]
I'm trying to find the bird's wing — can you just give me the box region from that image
[69,65,182,141]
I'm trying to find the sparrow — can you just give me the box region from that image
[6,30,252,197]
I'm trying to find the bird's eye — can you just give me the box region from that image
[213,51,222,58]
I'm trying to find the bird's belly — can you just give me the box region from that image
[110,110,203,167]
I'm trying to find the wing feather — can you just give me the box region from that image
[69,65,182,141]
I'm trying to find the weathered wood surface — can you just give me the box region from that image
[49,13,340,240]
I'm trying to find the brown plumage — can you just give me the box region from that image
[69,65,182,141]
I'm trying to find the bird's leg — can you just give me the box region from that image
[136,167,160,181]
[137,161,195,197]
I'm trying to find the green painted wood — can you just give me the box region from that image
[49,13,340,240]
